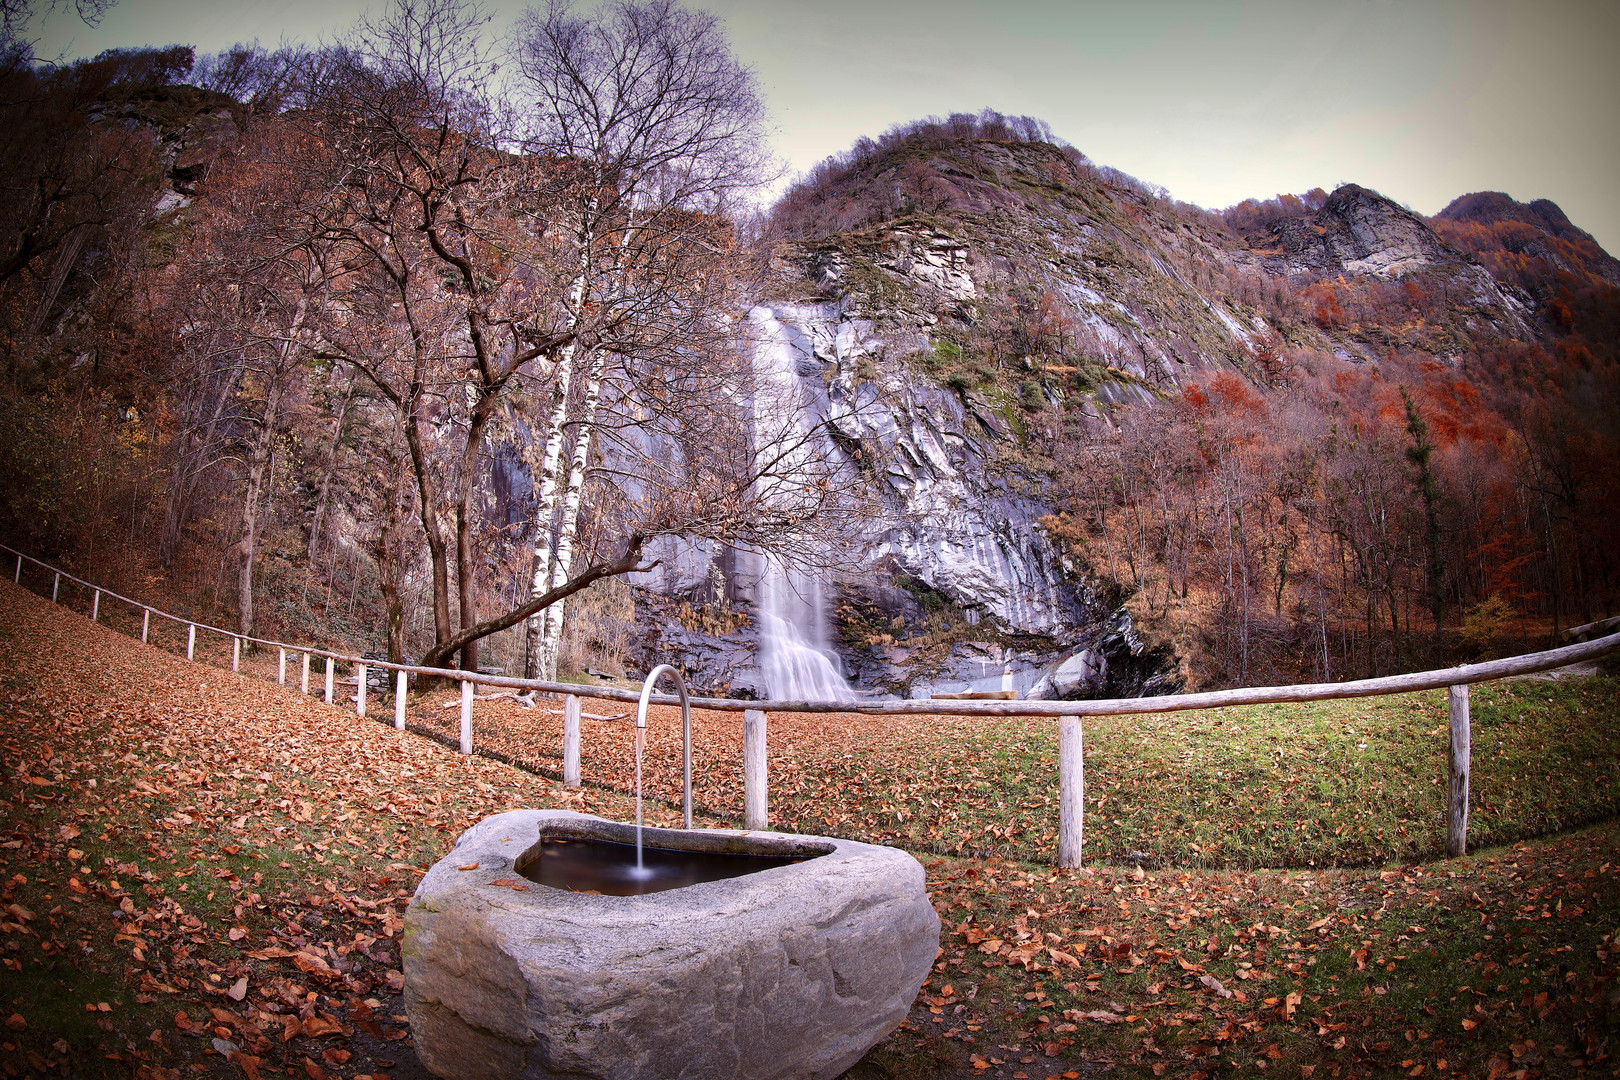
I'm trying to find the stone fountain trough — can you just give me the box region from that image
[403,809,940,1080]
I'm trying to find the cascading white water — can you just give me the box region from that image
[756,559,853,702]
[749,306,855,703]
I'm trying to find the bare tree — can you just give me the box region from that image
[509,0,772,677]
[307,0,582,671]
[166,116,343,635]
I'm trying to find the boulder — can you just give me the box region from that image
[404,810,939,1080]
[1049,648,1107,698]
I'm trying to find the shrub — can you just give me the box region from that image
[1459,595,1516,659]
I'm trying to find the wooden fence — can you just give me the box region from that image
[7,541,1619,867]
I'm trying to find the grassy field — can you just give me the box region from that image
[2,577,1617,1080]
[762,681,1620,869]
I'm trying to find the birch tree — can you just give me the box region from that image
[510,0,770,677]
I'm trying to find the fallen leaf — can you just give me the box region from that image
[457,863,479,871]
[299,1014,346,1038]
[245,947,295,960]
[226,976,248,1001]
[4,1013,24,1031]
[292,952,336,977]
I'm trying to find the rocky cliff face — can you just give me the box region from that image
[629,296,1179,702]
[1262,183,1456,279]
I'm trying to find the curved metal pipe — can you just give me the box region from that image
[635,663,693,830]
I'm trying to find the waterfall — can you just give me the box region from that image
[749,306,855,703]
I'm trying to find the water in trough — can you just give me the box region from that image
[517,835,816,896]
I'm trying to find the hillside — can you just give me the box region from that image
[736,115,1620,690]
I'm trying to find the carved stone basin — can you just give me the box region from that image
[403,809,940,1080]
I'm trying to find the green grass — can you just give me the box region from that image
[769,678,1620,869]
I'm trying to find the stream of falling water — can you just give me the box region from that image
[634,723,644,870]
[749,307,855,703]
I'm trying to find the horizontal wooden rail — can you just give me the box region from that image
[10,542,1612,718]
[7,540,1617,870]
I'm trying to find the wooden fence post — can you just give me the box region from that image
[744,709,768,830]
[278,648,286,685]
[324,657,334,705]
[90,590,99,621]
[563,695,581,786]
[141,609,150,644]
[459,680,473,755]
[301,652,310,695]
[1447,684,1471,857]
[394,670,407,731]
[51,573,59,602]
[357,665,367,716]
[1058,717,1085,868]
[186,623,195,661]
[232,636,240,673]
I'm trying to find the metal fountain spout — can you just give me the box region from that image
[634,664,694,835]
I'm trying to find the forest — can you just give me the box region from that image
[0,0,861,683]
[1,0,1617,692]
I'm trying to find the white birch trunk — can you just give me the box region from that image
[537,348,607,679]
[522,262,591,678]
[522,350,575,676]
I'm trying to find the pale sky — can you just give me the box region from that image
[33,0,1620,252]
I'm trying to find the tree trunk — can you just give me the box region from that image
[402,397,453,656]
[418,532,649,671]
[307,374,356,564]
[235,280,306,639]
[235,378,282,636]
[454,389,501,673]
[162,360,243,566]
[538,348,606,679]
[523,343,578,676]
[374,455,413,664]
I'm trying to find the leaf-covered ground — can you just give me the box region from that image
[1,578,1617,1080]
